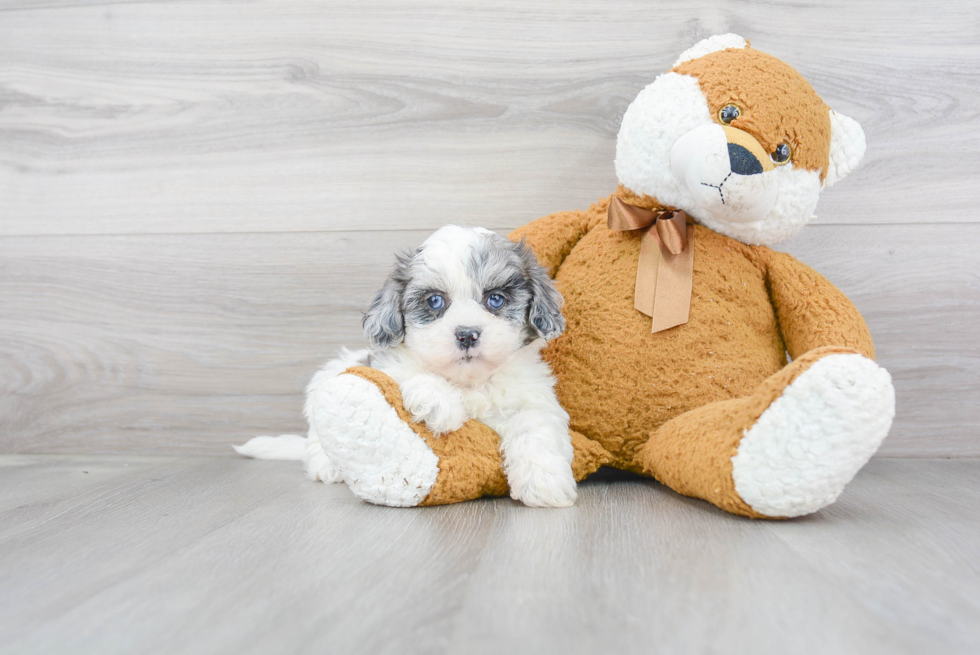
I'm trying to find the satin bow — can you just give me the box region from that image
[607,196,695,333]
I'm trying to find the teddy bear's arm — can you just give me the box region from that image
[767,252,875,360]
[508,210,594,278]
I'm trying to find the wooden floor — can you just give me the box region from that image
[1,456,977,655]
[2,3,978,653]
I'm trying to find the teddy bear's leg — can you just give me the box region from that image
[635,346,895,518]
[311,366,611,507]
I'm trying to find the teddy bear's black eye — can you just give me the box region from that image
[770,143,792,165]
[719,104,741,124]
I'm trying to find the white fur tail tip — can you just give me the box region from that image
[233,434,308,460]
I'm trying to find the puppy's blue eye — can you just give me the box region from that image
[486,293,505,309]
[426,294,445,311]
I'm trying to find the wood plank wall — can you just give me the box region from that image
[2,1,977,456]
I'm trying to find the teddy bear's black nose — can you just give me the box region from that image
[728,142,764,176]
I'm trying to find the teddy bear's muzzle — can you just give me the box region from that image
[671,123,778,224]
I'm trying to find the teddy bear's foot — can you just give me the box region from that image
[311,372,440,507]
[637,346,895,518]
[730,353,895,517]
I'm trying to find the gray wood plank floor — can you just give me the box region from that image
[1,455,977,655]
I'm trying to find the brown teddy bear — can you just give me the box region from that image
[306,34,896,518]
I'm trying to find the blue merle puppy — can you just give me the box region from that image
[237,226,577,508]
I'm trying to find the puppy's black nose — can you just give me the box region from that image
[728,142,764,176]
[455,327,481,350]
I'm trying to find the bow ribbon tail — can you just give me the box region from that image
[645,217,694,332]
[633,228,661,317]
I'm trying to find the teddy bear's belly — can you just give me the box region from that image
[544,224,786,469]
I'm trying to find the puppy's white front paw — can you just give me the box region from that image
[400,374,467,436]
[510,463,578,508]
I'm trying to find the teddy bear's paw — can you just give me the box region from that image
[400,374,468,436]
[731,353,896,518]
[311,373,440,507]
[508,462,578,508]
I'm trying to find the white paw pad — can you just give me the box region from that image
[508,458,578,508]
[400,375,467,436]
[731,354,895,517]
[311,374,440,507]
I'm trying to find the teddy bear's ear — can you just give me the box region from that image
[824,110,867,188]
[673,34,748,67]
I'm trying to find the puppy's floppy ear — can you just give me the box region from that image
[362,250,413,349]
[516,239,565,341]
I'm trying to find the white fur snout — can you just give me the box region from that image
[403,295,525,387]
[671,123,778,224]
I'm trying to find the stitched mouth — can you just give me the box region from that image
[701,172,732,205]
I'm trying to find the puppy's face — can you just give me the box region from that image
[363,226,564,384]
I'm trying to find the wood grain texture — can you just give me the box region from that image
[1,224,977,456]
[0,230,410,454]
[0,455,977,654]
[1,6,975,651]
[0,1,976,458]
[774,225,980,456]
[1,1,978,235]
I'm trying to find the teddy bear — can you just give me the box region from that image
[310,34,896,518]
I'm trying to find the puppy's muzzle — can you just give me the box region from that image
[455,326,481,350]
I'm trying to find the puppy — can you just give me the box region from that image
[237,225,577,508]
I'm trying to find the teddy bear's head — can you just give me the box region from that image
[615,34,866,245]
